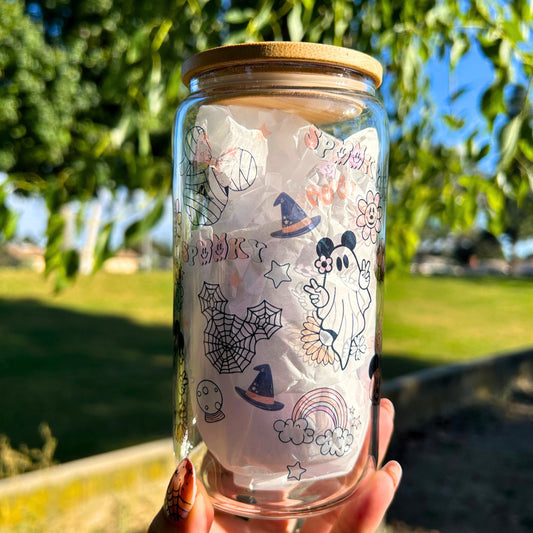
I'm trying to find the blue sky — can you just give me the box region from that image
[430,40,494,156]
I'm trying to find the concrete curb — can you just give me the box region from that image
[1,349,531,529]
[382,348,533,432]
[0,439,175,529]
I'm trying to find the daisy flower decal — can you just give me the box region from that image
[356,191,382,244]
[300,312,335,366]
[349,335,366,361]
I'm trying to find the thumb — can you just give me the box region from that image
[331,460,402,533]
[148,458,214,533]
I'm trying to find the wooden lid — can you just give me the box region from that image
[182,42,383,88]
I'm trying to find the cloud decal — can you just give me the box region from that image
[315,427,354,456]
[273,417,314,445]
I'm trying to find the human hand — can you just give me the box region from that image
[358,260,371,290]
[303,278,329,308]
[148,398,401,533]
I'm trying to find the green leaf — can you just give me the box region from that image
[450,37,468,69]
[519,139,533,162]
[501,20,523,44]
[93,222,114,272]
[63,249,80,278]
[443,114,466,130]
[450,86,468,102]
[412,204,430,231]
[0,190,18,241]
[458,174,478,189]
[44,212,65,277]
[138,128,151,157]
[127,27,151,64]
[481,81,505,121]
[475,0,493,23]
[288,3,304,42]
[517,175,530,205]
[124,194,166,246]
[223,28,251,45]
[462,188,478,227]
[475,143,490,162]
[166,65,184,101]
[498,39,512,67]
[402,44,418,92]
[479,37,501,62]
[486,185,505,213]
[250,1,274,33]
[151,19,172,52]
[3,210,18,241]
[499,115,523,170]
[225,8,255,24]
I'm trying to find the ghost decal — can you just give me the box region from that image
[301,231,371,370]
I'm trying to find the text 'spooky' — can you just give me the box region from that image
[183,234,266,266]
[304,125,376,179]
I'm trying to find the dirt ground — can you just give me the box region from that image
[384,375,533,533]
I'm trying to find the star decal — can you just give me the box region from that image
[228,270,244,289]
[351,415,362,431]
[287,461,306,481]
[264,260,291,289]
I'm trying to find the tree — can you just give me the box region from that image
[0,0,532,288]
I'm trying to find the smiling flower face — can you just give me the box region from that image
[355,191,382,244]
[315,255,333,274]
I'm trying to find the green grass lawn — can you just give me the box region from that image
[0,268,531,463]
[383,273,533,377]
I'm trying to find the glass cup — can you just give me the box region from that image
[172,42,389,519]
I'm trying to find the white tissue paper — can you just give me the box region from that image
[177,104,382,489]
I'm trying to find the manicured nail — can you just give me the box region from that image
[383,460,402,489]
[164,458,197,522]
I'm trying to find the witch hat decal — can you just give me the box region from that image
[235,364,284,411]
[271,192,321,238]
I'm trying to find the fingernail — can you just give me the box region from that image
[164,458,197,522]
[383,460,402,489]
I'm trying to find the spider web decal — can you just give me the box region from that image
[198,282,282,374]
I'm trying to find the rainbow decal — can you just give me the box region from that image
[291,387,348,430]
[273,386,354,455]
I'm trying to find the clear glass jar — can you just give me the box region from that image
[172,42,389,519]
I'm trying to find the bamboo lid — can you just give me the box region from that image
[182,42,383,88]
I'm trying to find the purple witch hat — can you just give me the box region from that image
[235,364,284,411]
[271,192,321,238]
